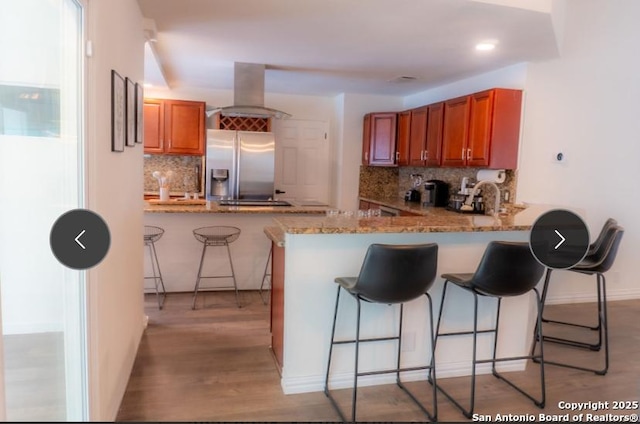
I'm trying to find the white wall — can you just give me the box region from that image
[85,0,145,420]
[400,0,638,303]
[517,0,640,301]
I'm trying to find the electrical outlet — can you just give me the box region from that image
[402,332,416,352]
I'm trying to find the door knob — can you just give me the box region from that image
[275,189,286,194]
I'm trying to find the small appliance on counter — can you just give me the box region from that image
[404,173,423,203]
[423,179,449,207]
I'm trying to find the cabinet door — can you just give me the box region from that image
[441,96,471,167]
[467,90,494,167]
[369,113,397,166]
[395,111,411,166]
[362,114,371,165]
[143,99,164,154]
[408,106,428,166]
[164,100,205,155]
[424,102,444,167]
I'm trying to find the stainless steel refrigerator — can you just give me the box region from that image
[205,130,275,200]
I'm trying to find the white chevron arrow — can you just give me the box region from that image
[75,229,86,250]
[554,229,565,250]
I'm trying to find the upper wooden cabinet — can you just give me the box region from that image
[408,106,428,166]
[398,103,444,167]
[441,88,522,169]
[144,98,206,156]
[424,102,444,167]
[362,112,397,166]
[441,95,472,167]
[395,111,411,166]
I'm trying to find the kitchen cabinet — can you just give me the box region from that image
[408,106,428,166]
[362,112,397,166]
[143,99,164,154]
[441,88,522,169]
[395,111,411,166]
[424,102,444,167]
[441,95,471,167]
[144,98,206,156]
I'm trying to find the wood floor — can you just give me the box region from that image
[117,292,640,422]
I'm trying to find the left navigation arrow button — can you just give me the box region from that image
[75,229,87,250]
[50,209,110,270]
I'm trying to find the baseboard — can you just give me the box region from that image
[281,360,526,395]
[545,288,640,305]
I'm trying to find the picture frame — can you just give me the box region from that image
[111,70,125,152]
[135,82,144,143]
[125,77,136,147]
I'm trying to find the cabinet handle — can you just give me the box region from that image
[420,150,423,161]
[462,148,465,160]
[365,152,368,161]
[425,150,429,160]
[396,151,399,161]
[467,148,471,160]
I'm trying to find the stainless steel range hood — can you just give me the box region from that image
[206,62,291,119]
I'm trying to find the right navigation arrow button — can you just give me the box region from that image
[554,229,565,250]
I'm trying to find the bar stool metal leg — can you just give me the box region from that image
[259,246,272,305]
[147,239,166,309]
[433,281,545,418]
[192,242,209,310]
[225,241,241,308]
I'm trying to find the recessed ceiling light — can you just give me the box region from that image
[475,42,496,51]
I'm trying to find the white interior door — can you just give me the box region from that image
[273,119,330,205]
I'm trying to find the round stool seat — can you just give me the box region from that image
[144,226,164,244]
[193,226,240,245]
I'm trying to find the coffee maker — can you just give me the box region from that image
[404,174,423,203]
[423,180,449,207]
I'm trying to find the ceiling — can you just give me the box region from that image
[137,0,561,97]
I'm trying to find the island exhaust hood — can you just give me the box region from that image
[206,62,291,119]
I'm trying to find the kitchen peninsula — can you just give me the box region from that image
[143,200,327,293]
[266,204,553,396]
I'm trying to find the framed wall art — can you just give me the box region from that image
[135,82,144,143]
[111,70,125,152]
[125,77,136,147]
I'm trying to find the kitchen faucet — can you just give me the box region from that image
[461,180,501,216]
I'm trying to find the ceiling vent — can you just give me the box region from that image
[206,62,291,119]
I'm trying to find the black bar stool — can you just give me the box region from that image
[144,226,167,309]
[532,222,624,375]
[191,226,241,309]
[433,241,545,419]
[324,243,439,422]
[259,245,272,305]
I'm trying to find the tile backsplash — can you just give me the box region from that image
[360,166,517,209]
[144,154,204,195]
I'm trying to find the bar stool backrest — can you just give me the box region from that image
[355,243,438,304]
[578,226,624,274]
[587,218,618,257]
[470,241,544,297]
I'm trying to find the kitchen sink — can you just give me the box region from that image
[218,199,292,207]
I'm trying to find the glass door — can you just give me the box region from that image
[0,0,88,420]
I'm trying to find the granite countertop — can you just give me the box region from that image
[272,203,550,235]
[264,226,285,247]
[144,199,328,215]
